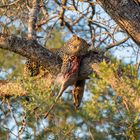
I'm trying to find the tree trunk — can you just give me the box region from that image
[98,0,140,46]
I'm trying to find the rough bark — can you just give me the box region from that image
[0,33,61,75]
[98,0,140,46]
[28,0,40,39]
[0,33,109,79]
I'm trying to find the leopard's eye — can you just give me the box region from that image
[73,46,77,49]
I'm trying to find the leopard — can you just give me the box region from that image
[24,35,89,115]
[44,35,89,117]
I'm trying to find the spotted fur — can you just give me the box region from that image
[59,35,89,57]
[24,35,89,77]
[24,60,40,77]
[59,35,89,78]
[25,35,89,109]
[44,35,89,117]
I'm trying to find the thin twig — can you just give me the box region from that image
[105,36,129,51]
[2,125,18,138]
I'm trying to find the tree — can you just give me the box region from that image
[0,0,140,139]
[98,0,140,46]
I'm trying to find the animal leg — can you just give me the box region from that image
[44,85,66,118]
[72,79,85,109]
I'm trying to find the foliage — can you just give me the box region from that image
[0,0,140,140]
[0,41,140,139]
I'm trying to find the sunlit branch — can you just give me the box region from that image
[98,0,140,46]
[105,36,129,50]
[0,0,21,8]
[0,80,27,97]
[28,0,40,40]
[0,33,110,80]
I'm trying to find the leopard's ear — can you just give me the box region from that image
[73,34,77,38]
[73,34,80,40]
[77,36,80,40]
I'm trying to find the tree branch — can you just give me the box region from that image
[0,33,62,75]
[0,33,109,79]
[28,0,40,39]
[105,36,129,50]
[0,0,21,8]
[98,0,140,46]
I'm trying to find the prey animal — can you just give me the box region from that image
[44,35,89,118]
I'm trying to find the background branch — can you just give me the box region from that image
[98,0,140,46]
[105,36,129,50]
